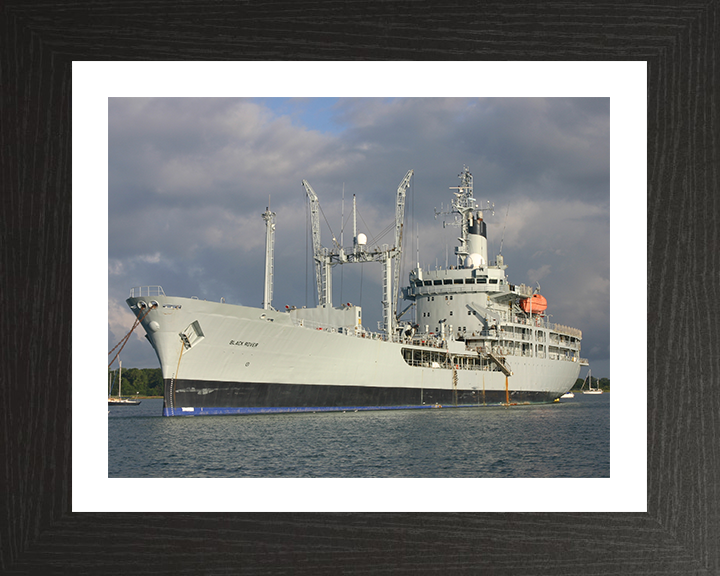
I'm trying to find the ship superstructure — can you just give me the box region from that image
[126,167,586,417]
[404,167,583,376]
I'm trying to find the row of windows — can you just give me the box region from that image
[421,310,475,318]
[415,278,501,287]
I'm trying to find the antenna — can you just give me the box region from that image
[353,194,357,249]
[499,203,510,254]
[416,222,419,268]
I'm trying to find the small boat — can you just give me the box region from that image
[108,397,141,406]
[108,359,141,406]
[581,369,602,395]
[520,294,547,314]
[560,391,574,399]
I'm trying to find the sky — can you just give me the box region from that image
[108,97,610,378]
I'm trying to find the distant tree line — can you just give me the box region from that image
[571,376,610,391]
[108,367,164,398]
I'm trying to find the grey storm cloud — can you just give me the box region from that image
[108,97,610,376]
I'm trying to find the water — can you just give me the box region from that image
[108,395,609,478]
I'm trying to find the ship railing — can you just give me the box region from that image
[551,323,582,339]
[407,336,450,349]
[291,317,391,340]
[129,286,166,298]
[509,316,582,339]
[547,351,579,362]
[291,317,342,333]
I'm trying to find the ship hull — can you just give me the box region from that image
[127,294,581,417]
[163,378,559,416]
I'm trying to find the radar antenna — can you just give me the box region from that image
[434,166,494,266]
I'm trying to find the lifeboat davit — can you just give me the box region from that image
[520,294,547,314]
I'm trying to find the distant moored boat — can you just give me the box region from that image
[108,359,141,406]
[581,369,602,395]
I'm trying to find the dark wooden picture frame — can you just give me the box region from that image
[2,3,717,574]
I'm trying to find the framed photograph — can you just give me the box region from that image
[2,3,716,574]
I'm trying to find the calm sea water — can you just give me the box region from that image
[108,394,609,478]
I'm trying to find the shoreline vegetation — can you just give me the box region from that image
[108,367,610,397]
[108,367,163,398]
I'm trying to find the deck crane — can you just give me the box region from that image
[301,169,414,339]
[391,170,413,325]
[302,179,331,307]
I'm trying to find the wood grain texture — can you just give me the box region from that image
[1,1,717,574]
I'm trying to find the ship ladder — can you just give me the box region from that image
[108,303,157,368]
[167,339,186,412]
[485,352,512,377]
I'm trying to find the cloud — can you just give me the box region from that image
[108,297,144,345]
[108,97,610,373]
[527,264,552,284]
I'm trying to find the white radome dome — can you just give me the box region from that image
[357,233,367,245]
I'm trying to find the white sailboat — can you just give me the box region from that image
[581,369,603,395]
[108,359,141,406]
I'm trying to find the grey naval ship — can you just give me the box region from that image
[127,167,587,416]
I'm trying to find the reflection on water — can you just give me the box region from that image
[108,395,609,478]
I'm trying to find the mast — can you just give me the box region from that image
[382,252,393,337]
[352,194,357,250]
[261,205,276,310]
[435,166,493,269]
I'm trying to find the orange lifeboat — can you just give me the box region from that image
[520,294,547,314]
